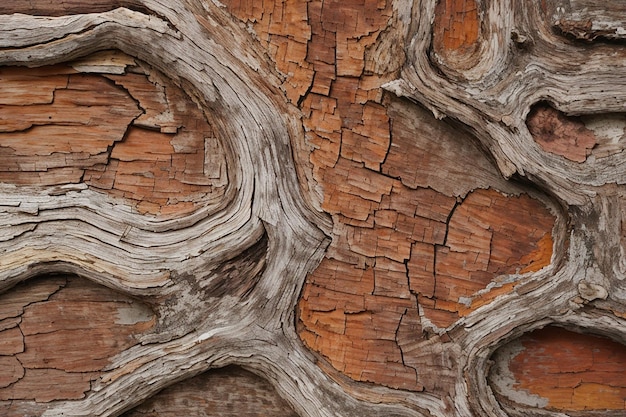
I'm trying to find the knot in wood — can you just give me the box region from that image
[577,280,608,302]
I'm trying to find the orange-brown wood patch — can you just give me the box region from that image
[433,0,480,52]
[500,326,626,411]
[0,275,154,408]
[221,0,314,104]
[0,58,227,216]
[426,188,555,328]
[299,256,422,391]
[223,0,557,390]
[432,0,481,70]
[297,96,555,390]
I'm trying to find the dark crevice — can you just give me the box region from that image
[395,308,407,365]
[379,111,394,170]
[431,196,462,304]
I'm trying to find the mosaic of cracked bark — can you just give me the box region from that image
[224,0,558,394]
[0,274,154,416]
[0,51,228,216]
[297,97,556,390]
[1,0,626,416]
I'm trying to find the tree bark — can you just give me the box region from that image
[0,1,625,416]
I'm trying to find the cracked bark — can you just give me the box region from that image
[0,1,625,417]
[0,275,154,413]
[0,54,227,216]
[490,326,626,415]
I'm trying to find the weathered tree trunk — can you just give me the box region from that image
[0,1,625,416]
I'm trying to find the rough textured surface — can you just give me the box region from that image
[490,326,626,413]
[297,95,557,389]
[527,103,598,163]
[0,55,227,216]
[432,0,480,71]
[0,1,625,417]
[0,275,154,413]
[122,366,299,417]
[0,1,137,16]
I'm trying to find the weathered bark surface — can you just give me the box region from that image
[0,1,625,417]
[121,366,299,417]
[490,326,626,414]
[0,275,154,415]
[0,57,227,215]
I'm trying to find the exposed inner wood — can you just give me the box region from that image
[427,188,555,327]
[430,0,485,76]
[0,55,228,216]
[122,366,299,417]
[297,94,556,389]
[0,274,154,411]
[432,0,480,57]
[490,326,626,412]
[527,103,598,163]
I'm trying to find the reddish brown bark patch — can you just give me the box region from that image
[0,275,154,405]
[527,103,598,163]
[0,57,228,216]
[434,0,480,51]
[422,189,555,328]
[220,0,313,104]
[286,2,428,390]
[493,326,626,411]
[122,366,298,417]
[298,99,556,390]
[224,0,556,395]
[432,0,480,70]
[0,67,140,186]
[298,256,422,391]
